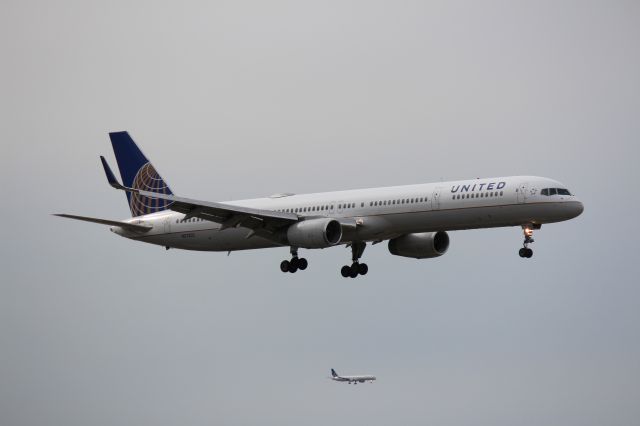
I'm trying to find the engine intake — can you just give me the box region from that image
[286,218,342,249]
[388,231,450,259]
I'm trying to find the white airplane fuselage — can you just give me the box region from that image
[332,375,377,384]
[111,175,583,251]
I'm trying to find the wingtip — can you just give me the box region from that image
[100,155,124,190]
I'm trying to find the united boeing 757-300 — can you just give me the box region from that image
[56,132,584,277]
[330,369,376,384]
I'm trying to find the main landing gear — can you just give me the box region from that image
[341,242,368,278]
[518,224,539,258]
[280,247,308,273]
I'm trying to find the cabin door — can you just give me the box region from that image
[517,182,528,203]
[431,187,443,210]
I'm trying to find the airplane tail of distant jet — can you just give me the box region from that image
[331,368,338,378]
[109,131,173,217]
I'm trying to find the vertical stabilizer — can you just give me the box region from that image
[109,131,173,217]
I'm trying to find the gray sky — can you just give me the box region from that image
[2,1,639,425]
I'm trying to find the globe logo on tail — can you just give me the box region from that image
[129,162,173,216]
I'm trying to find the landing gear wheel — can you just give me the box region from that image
[349,263,359,278]
[290,257,299,269]
[518,247,533,258]
[297,258,308,270]
[280,260,290,272]
[341,265,351,278]
[358,263,368,275]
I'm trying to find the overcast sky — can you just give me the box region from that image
[2,1,639,425]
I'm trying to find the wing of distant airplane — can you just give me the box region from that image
[100,156,299,238]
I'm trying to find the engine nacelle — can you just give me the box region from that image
[388,231,450,259]
[286,218,343,249]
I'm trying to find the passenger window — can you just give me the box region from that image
[500,191,503,196]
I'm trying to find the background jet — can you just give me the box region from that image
[330,368,376,384]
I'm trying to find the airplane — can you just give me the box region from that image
[55,131,584,278]
[330,368,376,384]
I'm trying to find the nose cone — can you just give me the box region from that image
[570,199,584,218]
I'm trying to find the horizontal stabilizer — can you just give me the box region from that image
[53,214,152,232]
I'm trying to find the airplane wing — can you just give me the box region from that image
[53,214,152,233]
[100,156,299,238]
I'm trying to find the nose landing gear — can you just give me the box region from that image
[518,225,537,258]
[341,242,368,278]
[280,247,308,273]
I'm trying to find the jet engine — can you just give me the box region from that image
[388,231,450,259]
[286,218,343,249]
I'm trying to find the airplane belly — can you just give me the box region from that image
[134,227,283,251]
[350,201,577,238]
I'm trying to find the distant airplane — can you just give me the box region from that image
[330,368,376,384]
[56,131,584,277]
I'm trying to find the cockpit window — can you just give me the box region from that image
[541,187,572,196]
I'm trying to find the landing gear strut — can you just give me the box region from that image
[341,242,368,278]
[518,225,536,258]
[280,247,308,273]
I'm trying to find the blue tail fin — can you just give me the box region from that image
[331,369,338,377]
[109,131,173,217]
